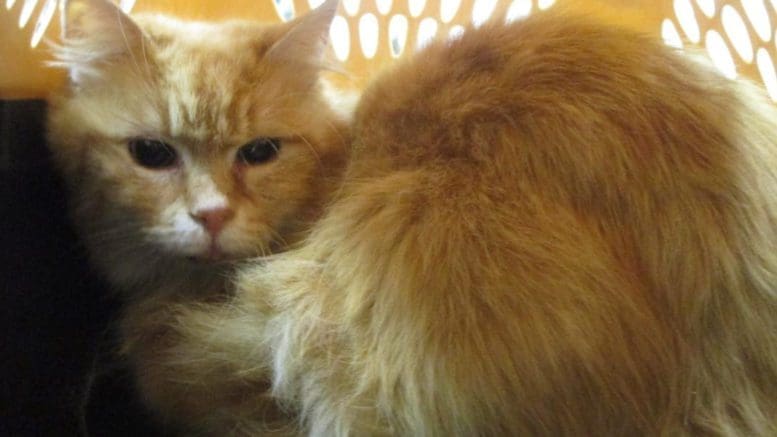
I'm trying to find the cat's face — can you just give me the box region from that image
[48,0,347,282]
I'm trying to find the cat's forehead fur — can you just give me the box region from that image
[66,15,315,154]
[141,16,303,147]
[136,14,281,71]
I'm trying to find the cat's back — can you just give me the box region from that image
[348,8,777,282]
[267,10,777,436]
[355,9,744,174]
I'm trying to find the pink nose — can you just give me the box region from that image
[190,207,234,236]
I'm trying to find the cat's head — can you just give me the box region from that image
[47,0,349,288]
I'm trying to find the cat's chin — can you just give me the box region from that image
[184,250,244,265]
[177,240,248,264]
[186,255,230,264]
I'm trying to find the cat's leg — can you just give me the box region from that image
[119,293,297,435]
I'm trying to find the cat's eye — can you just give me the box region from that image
[237,138,282,165]
[128,139,178,169]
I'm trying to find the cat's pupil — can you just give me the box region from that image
[237,138,281,165]
[128,139,178,169]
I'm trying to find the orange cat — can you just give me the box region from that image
[52,1,777,436]
[46,0,348,431]
[130,7,777,436]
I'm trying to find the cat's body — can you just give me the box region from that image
[49,1,777,435]
[46,0,349,431]
[145,9,777,436]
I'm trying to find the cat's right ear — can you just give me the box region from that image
[266,0,339,76]
[52,0,147,85]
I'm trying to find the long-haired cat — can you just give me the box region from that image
[46,0,349,431]
[122,6,777,436]
[53,2,777,436]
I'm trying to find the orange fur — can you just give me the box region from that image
[46,0,348,431]
[153,9,777,436]
[52,2,777,435]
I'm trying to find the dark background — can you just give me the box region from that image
[0,100,160,436]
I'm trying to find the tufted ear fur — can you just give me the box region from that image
[52,0,148,85]
[266,0,339,80]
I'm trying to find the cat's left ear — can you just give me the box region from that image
[266,0,339,71]
[54,0,148,85]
